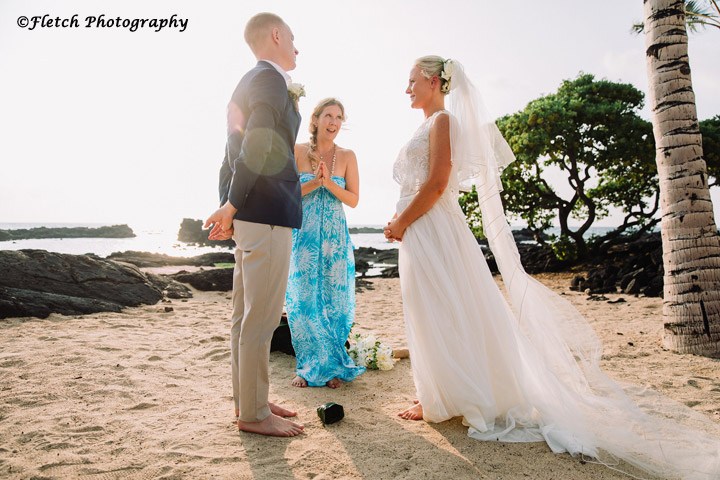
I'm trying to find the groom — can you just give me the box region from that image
[204,12,303,437]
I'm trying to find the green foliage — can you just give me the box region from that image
[632,0,720,33]
[550,235,578,262]
[456,75,719,258]
[458,186,485,239]
[494,73,658,257]
[701,115,720,187]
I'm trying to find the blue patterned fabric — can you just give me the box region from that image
[285,173,365,386]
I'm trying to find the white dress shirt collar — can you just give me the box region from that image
[260,59,291,86]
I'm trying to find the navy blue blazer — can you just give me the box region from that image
[219,61,302,229]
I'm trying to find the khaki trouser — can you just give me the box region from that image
[230,219,292,422]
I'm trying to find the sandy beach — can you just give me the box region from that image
[1,273,719,479]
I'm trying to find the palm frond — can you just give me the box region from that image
[685,0,720,31]
[632,0,720,34]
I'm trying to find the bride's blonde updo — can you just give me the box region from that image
[308,97,346,157]
[415,55,453,94]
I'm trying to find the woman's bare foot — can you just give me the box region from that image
[326,378,342,389]
[269,402,297,417]
[237,414,304,437]
[291,376,308,388]
[398,403,424,421]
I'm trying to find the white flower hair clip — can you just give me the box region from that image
[440,59,455,94]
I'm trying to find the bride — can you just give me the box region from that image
[384,55,720,479]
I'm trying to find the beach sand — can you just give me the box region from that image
[1,274,718,479]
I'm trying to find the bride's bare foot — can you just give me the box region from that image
[398,403,424,421]
[237,414,304,437]
[326,378,342,389]
[291,376,308,388]
[269,402,297,417]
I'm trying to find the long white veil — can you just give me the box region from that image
[445,59,720,479]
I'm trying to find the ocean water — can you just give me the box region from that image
[0,222,395,257]
[0,223,621,258]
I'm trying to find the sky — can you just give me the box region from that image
[1,0,719,230]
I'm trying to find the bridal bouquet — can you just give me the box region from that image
[347,332,394,371]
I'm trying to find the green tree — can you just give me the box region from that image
[701,115,720,186]
[491,74,657,258]
[459,186,484,239]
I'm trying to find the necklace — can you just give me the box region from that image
[310,143,336,176]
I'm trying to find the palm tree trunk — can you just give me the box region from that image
[644,0,720,357]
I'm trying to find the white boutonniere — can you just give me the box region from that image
[288,83,306,103]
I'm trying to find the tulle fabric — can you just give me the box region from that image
[395,103,720,479]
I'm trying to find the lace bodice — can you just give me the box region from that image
[393,110,458,198]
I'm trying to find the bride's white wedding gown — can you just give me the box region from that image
[393,110,720,479]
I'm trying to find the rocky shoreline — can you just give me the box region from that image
[0,249,191,319]
[0,229,667,319]
[0,224,135,241]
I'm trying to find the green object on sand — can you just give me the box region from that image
[316,402,344,425]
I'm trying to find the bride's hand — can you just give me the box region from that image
[384,218,405,242]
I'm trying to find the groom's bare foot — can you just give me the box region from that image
[235,403,297,419]
[398,403,424,421]
[326,378,342,389]
[237,414,304,437]
[291,376,308,388]
[269,402,298,417]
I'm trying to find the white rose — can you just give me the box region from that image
[357,350,369,367]
[376,352,393,370]
[442,59,455,80]
[440,60,456,94]
[288,83,306,100]
[378,358,394,371]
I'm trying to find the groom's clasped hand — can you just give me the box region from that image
[204,202,236,242]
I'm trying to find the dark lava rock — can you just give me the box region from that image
[171,268,234,291]
[643,275,664,297]
[355,258,371,277]
[483,243,570,275]
[0,250,190,319]
[107,251,234,268]
[145,273,193,299]
[0,286,124,318]
[379,265,399,278]
[352,247,400,278]
[577,233,664,297]
[177,218,234,248]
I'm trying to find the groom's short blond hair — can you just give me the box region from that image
[244,13,286,53]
